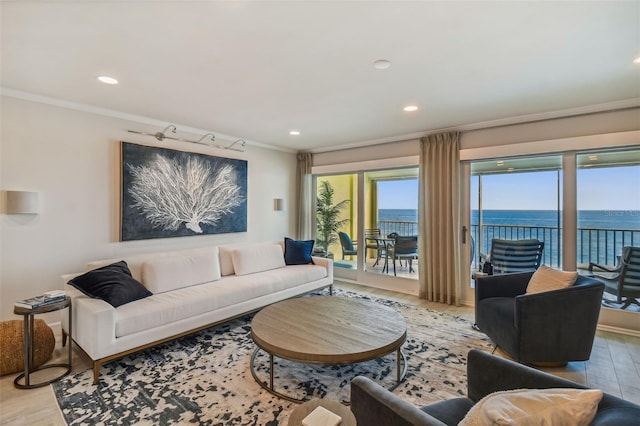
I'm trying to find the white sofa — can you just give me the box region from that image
[61,241,333,384]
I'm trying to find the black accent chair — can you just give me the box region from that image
[338,231,357,260]
[351,349,640,426]
[485,238,545,275]
[474,271,604,364]
[589,246,640,310]
[388,235,418,276]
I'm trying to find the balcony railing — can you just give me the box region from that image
[378,220,640,268]
[379,220,418,237]
[473,224,559,267]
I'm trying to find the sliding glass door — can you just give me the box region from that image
[314,167,419,284]
[577,148,640,311]
[469,147,640,316]
[470,156,563,272]
[363,169,419,279]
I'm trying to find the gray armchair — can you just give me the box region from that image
[351,349,640,426]
[474,271,604,364]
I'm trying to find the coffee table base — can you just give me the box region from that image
[249,347,408,404]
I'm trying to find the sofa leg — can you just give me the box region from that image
[329,284,333,296]
[93,361,101,385]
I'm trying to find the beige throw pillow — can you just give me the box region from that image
[459,388,603,426]
[526,265,578,294]
[231,244,285,276]
[142,247,221,293]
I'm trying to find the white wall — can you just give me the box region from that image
[0,96,297,321]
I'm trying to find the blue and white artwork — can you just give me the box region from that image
[121,142,247,241]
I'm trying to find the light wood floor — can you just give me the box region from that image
[1,282,638,425]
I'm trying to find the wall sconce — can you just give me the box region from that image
[6,191,38,214]
[274,198,286,211]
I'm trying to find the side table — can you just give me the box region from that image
[287,399,356,426]
[13,296,72,389]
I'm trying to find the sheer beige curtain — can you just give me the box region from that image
[296,152,314,240]
[418,132,462,304]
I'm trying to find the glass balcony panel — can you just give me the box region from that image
[577,149,640,312]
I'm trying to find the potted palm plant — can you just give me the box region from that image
[316,180,350,256]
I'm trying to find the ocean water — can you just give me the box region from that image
[379,209,640,230]
[378,209,640,266]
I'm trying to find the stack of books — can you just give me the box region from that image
[15,290,67,309]
[302,406,342,426]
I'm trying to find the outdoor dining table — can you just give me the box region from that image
[370,235,395,274]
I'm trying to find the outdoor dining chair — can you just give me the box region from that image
[589,246,640,309]
[338,231,357,260]
[484,238,545,275]
[388,235,418,276]
[364,228,386,267]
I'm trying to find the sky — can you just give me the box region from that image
[377,166,640,211]
[378,180,418,210]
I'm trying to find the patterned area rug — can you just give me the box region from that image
[52,290,493,425]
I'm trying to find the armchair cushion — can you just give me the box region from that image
[459,388,602,426]
[420,398,474,425]
[526,265,578,294]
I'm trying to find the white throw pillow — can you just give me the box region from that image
[142,247,221,293]
[526,265,578,294]
[458,388,603,426]
[231,244,285,276]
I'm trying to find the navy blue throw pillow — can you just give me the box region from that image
[284,237,315,265]
[68,260,152,307]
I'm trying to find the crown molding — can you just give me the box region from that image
[310,98,640,154]
[3,87,637,156]
[0,88,297,154]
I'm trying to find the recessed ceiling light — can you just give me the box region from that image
[289,130,300,136]
[98,76,118,85]
[634,56,640,64]
[403,105,418,112]
[373,59,392,70]
[496,161,505,166]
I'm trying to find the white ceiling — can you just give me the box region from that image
[2,1,639,153]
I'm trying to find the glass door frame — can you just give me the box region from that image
[312,164,421,295]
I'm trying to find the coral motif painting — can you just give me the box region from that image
[121,142,247,241]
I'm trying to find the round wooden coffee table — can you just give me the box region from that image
[250,296,407,402]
